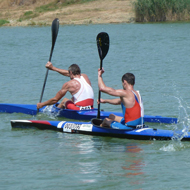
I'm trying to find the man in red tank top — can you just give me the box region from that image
[98,68,144,129]
[37,62,94,110]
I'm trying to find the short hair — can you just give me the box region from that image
[121,73,135,85]
[68,64,81,75]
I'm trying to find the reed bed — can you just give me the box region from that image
[134,0,190,22]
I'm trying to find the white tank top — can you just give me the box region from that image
[136,90,144,125]
[136,90,144,117]
[72,76,94,104]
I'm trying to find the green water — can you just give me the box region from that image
[1,23,190,189]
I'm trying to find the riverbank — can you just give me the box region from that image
[0,0,135,26]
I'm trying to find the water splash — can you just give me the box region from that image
[160,141,185,152]
[160,90,190,151]
[171,96,190,141]
[41,105,60,119]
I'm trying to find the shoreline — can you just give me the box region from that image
[0,0,136,27]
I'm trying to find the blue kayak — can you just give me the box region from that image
[0,103,177,124]
[10,118,189,141]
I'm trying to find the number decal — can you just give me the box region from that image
[79,105,91,110]
[63,123,93,133]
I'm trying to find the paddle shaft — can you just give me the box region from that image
[39,42,55,102]
[97,59,103,118]
[39,52,52,104]
[38,18,59,112]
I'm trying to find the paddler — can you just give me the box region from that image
[37,62,94,110]
[97,68,144,129]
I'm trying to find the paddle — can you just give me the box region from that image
[38,18,59,112]
[96,32,109,119]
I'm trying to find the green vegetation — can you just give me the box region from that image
[0,19,9,26]
[134,0,190,22]
[35,2,58,13]
[19,11,39,21]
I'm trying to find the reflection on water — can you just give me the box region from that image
[56,133,147,186]
[122,143,145,186]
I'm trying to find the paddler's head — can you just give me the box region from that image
[68,64,81,79]
[121,73,135,89]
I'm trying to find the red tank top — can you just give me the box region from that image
[121,91,141,125]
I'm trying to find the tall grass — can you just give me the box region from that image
[134,0,190,22]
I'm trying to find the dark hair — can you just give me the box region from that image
[121,73,135,85]
[68,64,81,75]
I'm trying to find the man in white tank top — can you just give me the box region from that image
[37,62,94,110]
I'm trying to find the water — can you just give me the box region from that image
[1,23,190,189]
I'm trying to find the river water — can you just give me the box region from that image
[1,23,190,189]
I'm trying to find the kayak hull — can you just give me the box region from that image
[10,119,190,141]
[0,103,178,124]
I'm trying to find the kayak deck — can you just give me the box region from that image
[0,103,178,124]
[10,119,190,141]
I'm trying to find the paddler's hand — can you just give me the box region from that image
[37,103,43,109]
[46,61,53,70]
[97,98,105,104]
[98,68,104,77]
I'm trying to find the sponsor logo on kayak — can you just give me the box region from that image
[80,124,93,132]
[63,123,93,133]
[63,123,81,133]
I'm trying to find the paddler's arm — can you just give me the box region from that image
[99,98,121,105]
[37,83,69,109]
[46,61,70,77]
[98,68,126,98]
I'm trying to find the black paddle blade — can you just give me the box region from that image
[49,18,59,62]
[96,32,109,62]
[96,32,109,119]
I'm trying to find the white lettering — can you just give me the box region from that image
[80,124,93,132]
[80,105,91,110]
